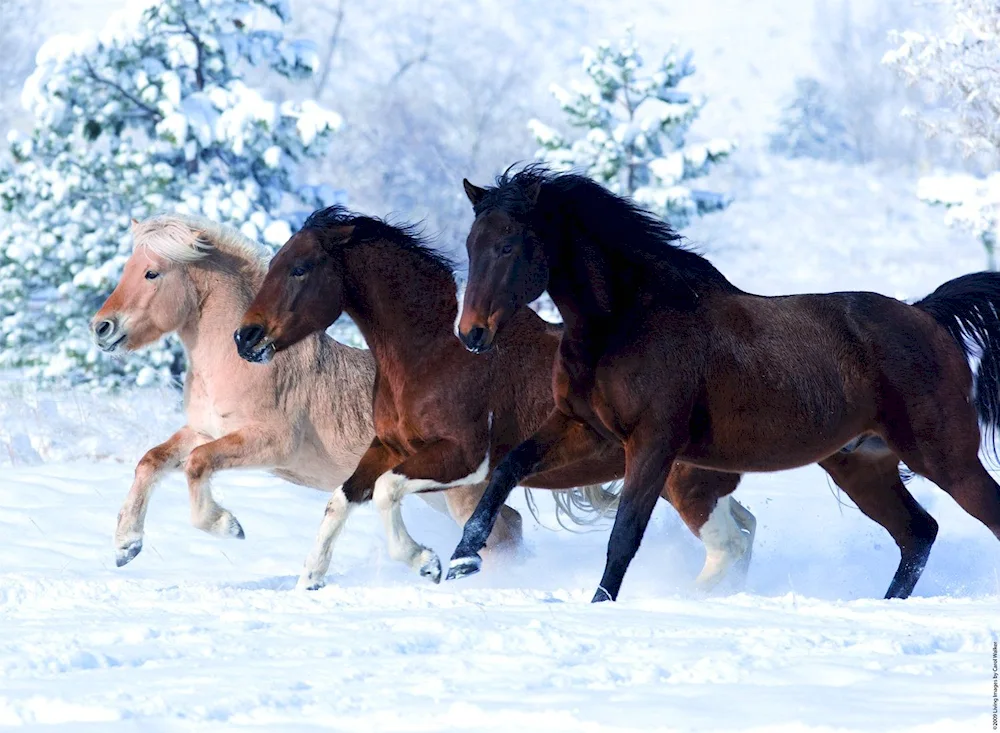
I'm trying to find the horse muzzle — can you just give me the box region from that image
[92,316,128,353]
[458,324,496,354]
[234,324,276,364]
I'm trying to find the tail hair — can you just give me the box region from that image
[524,482,622,532]
[915,271,1000,445]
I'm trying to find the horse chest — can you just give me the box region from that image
[553,354,618,436]
[371,385,418,453]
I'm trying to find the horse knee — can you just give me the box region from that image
[134,455,161,485]
[185,448,214,482]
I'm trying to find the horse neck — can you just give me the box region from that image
[540,227,617,345]
[177,253,265,369]
[341,240,458,362]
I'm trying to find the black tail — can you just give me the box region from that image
[915,272,1000,437]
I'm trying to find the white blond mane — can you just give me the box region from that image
[132,213,269,268]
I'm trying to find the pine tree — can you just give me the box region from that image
[884,0,1000,268]
[528,28,733,229]
[0,0,342,387]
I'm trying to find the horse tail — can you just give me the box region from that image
[524,483,622,531]
[914,271,1000,438]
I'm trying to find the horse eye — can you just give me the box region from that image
[145,271,159,280]
[501,243,513,255]
[291,265,308,278]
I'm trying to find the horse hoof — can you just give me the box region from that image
[115,539,143,567]
[591,586,614,603]
[210,512,245,539]
[445,554,482,581]
[419,555,442,584]
[296,574,326,591]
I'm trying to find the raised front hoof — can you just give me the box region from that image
[115,539,143,567]
[591,586,614,603]
[445,554,482,581]
[419,554,443,584]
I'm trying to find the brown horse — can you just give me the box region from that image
[91,214,522,583]
[451,167,1000,602]
[235,206,758,588]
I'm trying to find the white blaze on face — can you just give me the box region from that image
[454,279,468,338]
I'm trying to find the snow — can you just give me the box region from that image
[0,429,996,730]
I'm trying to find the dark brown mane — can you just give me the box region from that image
[302,205,456,278]
[480,167,737,310]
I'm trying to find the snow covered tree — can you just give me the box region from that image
[528,28,732,229]
[917,173,1000,269]
[0,0,342,387]
[884,0,1000,157]
[769,77,859,162]
[884,1,1000,268]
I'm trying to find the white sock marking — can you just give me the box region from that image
[696,497,751,590]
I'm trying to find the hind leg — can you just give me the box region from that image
[883,384,1000,543]
[820,449,939,599]
[665,464,750,591]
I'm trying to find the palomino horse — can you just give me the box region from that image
[91,214,523,584]
[235,206,759,588]
[451,167,1000,602]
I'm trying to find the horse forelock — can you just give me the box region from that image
[132,214,268,269]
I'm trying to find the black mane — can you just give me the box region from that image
[478,167,735,308]
[301,205,455,276]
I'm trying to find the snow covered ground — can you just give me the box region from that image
[0,436,997,731]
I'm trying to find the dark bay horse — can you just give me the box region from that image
[450,167,1000,602]
[233,206,758,587]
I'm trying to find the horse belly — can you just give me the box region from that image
[275,442,356,491]
[681,411,872,472]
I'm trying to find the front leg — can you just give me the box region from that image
[373,439,490,583]
[593,430,680,602]
[298,439,397,590]
[442,483,523,557]
[183,425,293,540]
[447,409,582,580]
[115,427,205,567]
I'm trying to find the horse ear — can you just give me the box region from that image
[130,217,139,228]
[463,178,487,207]
[525,179,542,205]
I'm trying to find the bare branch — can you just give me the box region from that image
[178,15,207,91]
[388,26,433,86]
[314,0,346,98]
[82,57,163,121]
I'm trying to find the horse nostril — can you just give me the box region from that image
[464,326,487,352]
[234,324,265,354]
[95,319,114,339]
